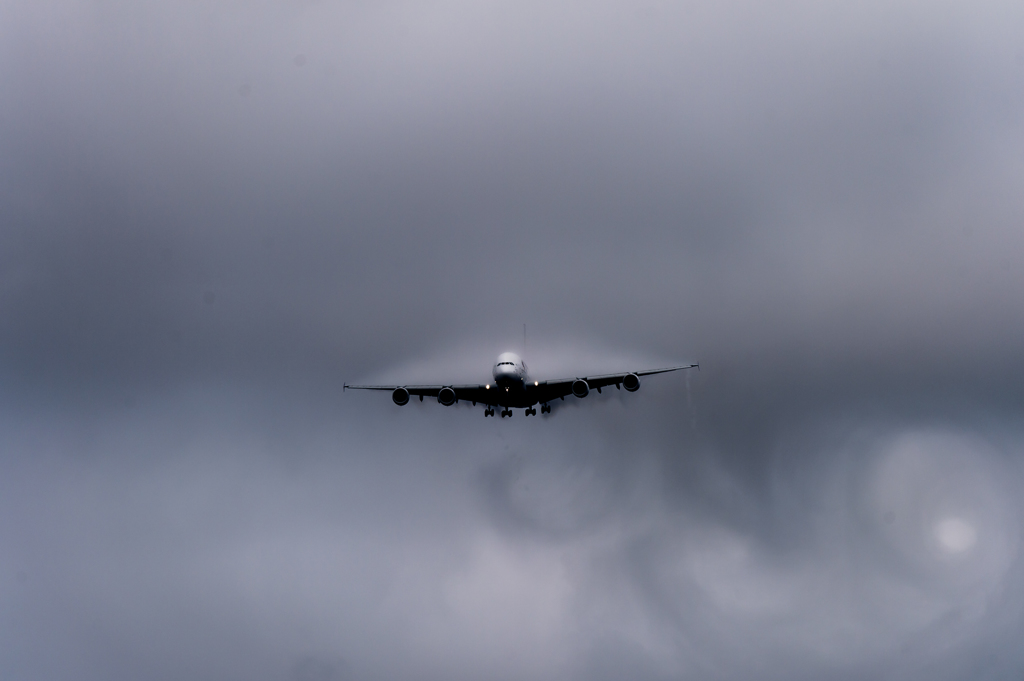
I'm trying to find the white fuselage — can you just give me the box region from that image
[488,352,542,413]
[492,352,528,390]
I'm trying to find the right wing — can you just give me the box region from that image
[531,364,699,402]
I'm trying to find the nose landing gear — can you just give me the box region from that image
[500,409,512,418]
[525,408,537,416]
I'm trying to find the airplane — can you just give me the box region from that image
[345,352,698,417]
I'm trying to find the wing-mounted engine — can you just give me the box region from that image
[392,387,410,406]
[438,387,457,406]
[572,379,590,398]
[623,373,640,392]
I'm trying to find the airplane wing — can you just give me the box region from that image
[532,364,699,402]
[344,383,500,406]
[346,364,698,407]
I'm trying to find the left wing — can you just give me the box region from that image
[344,383,501,406]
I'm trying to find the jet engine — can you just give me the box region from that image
[392,387,410,406]
[572,379,590,398]
[623,373,640,392]
[438,387,457,406]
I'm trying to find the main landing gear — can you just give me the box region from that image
[486,406,548,418]
[484,408,514,418]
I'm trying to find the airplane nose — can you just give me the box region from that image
[493,364,517,384]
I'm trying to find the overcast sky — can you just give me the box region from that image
[3,1,1024,679]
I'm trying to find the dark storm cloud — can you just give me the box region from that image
[3,1,1024,679]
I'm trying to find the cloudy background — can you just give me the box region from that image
[3,1,1024,679]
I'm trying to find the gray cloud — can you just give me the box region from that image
[2,1,1024,679]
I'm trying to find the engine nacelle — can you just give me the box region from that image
[623,373,640,392]
[438,387,457,406]
[392,387,410,406]
[572,379,590,398]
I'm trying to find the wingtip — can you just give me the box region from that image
[343,383,347,392]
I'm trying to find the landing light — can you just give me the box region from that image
[486,384,490,389]
[535,381,538,385]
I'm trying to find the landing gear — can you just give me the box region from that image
[484,408,494,417]
[541,404,550,414]
[500,409,512,418]
[525,408,537,416]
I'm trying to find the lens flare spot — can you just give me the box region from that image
[934,518,976,554]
